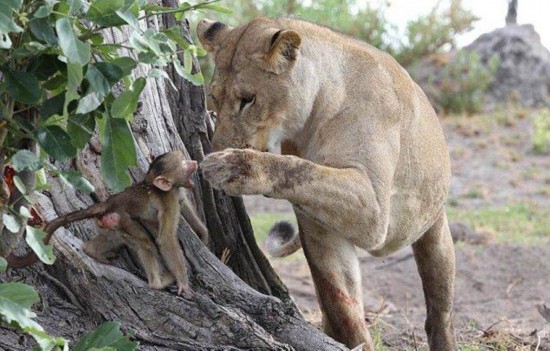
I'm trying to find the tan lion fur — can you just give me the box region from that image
[198,17,457,351]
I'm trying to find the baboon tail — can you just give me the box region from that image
[265,221,301,257]
[6,202,108,268]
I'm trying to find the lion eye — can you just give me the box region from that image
[239,95,255,111]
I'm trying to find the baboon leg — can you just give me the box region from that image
[412,211,458,351]
[299,216,373,350]
[82,229,125,263]
[120,220,167,289]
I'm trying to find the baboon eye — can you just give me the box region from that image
[239,94,255,111]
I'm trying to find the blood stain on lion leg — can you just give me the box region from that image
[301,230,374,350]
[412,211,458,351]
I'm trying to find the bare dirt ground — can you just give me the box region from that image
[244,113,550,350]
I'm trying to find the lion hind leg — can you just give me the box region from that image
[413,211,458,351]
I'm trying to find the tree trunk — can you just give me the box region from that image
[0,5,347,351]
[506,0,518,25]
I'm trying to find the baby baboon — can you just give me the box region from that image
[8,151,208,294]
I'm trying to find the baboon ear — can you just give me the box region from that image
[153,176,173,192]
[263,30,301,74]
[197,19,233,52]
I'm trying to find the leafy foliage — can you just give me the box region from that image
[0,282,68,351]
[194,0,477,74]
[0,0,227,263]
[395,0,478,66]
[0,282,138,351]
[432,51,499,115]
[73,321,138,351]
[0,3,230,349]
[532,109,550,155]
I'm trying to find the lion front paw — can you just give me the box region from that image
[201,149,270,195]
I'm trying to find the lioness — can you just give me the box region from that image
[199,17,456,351]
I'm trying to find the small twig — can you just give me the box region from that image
[220,247,231,265]
[535,331,541,351]
[38,270,84,309]
[505,277,523,298]
[368,298,387,326]
[412,329,418,351]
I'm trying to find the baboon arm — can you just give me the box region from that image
[180,193,208,244]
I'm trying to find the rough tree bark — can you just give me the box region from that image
[0,5,348,351]
[506,0,518,25]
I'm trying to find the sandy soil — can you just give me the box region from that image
[243,114,550,349]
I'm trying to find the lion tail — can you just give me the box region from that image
[265,221,302,257]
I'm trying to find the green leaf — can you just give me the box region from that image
[201,3,232,14]
[0,0,24,36]
[0,257,6,272]
[86,64,112,96]
[183,50,192,75]
[76,63,123,115]
[29,18,58,46]
[65,62,83,115]
[0,293,68,350]
[40,94,65,120]
[141,4,165,12]
[43,74,66,91]
[0,296,39,332]
[95,62,124,85]
[110,57,136,77]
[59,170,94,194]
[89,33,104,45]
[36,125,77,161]
[2,213,20,233]
[76,92,102,114]
[67,0,83,16]
[0,282,39,309]
[74,322,139,351]
[75,65,109,114]
[56,17,90,65]
[13,175,27,195]
[86,0,125,27]
[35,168,49,190]
[28,55,65,81]
[162,26,189,50]
[116,0,140,31]
[67,113,95,148]
[0,33,12,49]
[148,68,176,90]
[98,113,136,191]
[3,69,42,104]
[19,206,31,219]
[34,3,54,18]
[25,226,55,265]
[111,77,145,120]
[10,150,42,172]
[174,60,203,86]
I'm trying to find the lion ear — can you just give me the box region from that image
[197,19,233,52]
[262,30,301,74]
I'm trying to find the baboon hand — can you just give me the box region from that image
[201,149,270,196]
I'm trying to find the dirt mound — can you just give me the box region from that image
[465,24,550,108]
[409,24,550,110]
